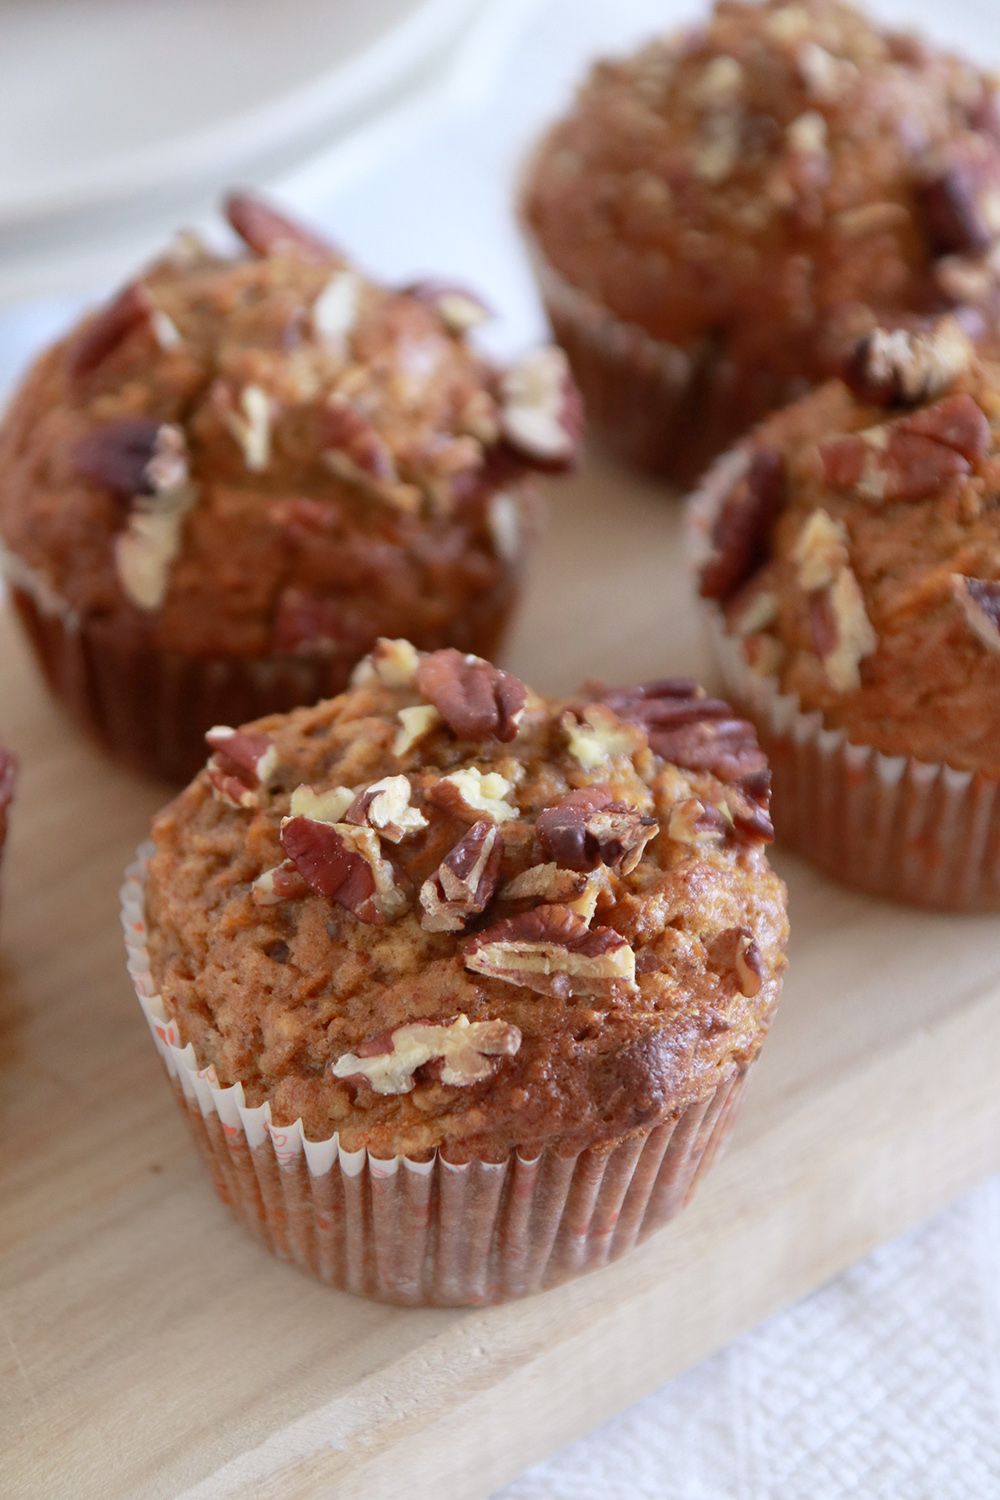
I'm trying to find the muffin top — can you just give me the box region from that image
[523,0,1000,370]
[145,641,788,1157]
[697,318,1000,770]
[0,193,579,658]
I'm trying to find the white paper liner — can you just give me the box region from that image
[687,463,1000,910]
[122,846,752,1306]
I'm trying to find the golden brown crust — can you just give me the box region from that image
[0,196,576,662]
[699,324,1000,771]
[523,0,1000,444]
[145,645,788,1157]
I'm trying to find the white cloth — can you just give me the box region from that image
[2,3,998,1495]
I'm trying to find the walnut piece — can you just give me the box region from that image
[535,785,656,875]
[416,649,526,743]
[953,574,1000,652]
[841,321,973,407]
[427,767,518,823]
[420,821,502,932]
[499,347,582,470]
[332,1014,521,1094]
[224,190,335,261]
[280,817,406,924]
[345,775,427,843]
[465,904,636,998]
[699,447,787,601]
[351,637,420,688]
[205,726,278,808]
[708,926,765,997]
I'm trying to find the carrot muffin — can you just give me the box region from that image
[693,316,1000,907]
[521,0,1000,484]
[0,192,580,782]
[128,640,788,1304]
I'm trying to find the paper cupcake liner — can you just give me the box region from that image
[5,552,516,784]
[687,472,1000,909]
[122,847,752,1307]
[521,228,803,487]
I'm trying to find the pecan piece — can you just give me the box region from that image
[465,904,636,998]
[500,863,591,904]
[280,818,406,924]
[218,383,272,472]
[898,393,990,464]
[535,786,656,875]
[426,767,518,823]
[394,704,442,756]
[916,145,1000,256]
[322,396,399,493]
[74,419,188,500]
[351,637,421,688]
[416,649,527,743]
[708,926,765,997]
[345,775,428,843]
[332,1014,520,1094]
[499,347,583,470]
[668,797,729,846]
[953,574,1000,652]
[841,321,973,407]
[404,279,491,334]
[252,860,310,905]
[699,447,787,600]
[205,726,279,808]
[313,270,362,348]
[562,704,645,770]
[67,283,155,379]
[808,568,877,691]
[225,190,335,261]
[420,821,502,932]
[592,679,768,785]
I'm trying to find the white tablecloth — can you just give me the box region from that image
[2,2,998,1494]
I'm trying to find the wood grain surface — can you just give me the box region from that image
[3,453,999,1500]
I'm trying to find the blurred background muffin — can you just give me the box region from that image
[692,316,1000,908]
[521,0,1000,485]
[0,192,580,782]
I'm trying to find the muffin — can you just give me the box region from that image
[521,0,1000,485]
[123,639,787,1305]
[0,192,580,782]
[692,316,1000,908]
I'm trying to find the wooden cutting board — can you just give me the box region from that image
[3,452,999,1500]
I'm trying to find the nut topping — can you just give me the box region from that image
[841,321,973,407]
[322,396,401,497]
[821,395,989,504]
[74,419,188,501]
[427,767,518,823]
[332,1014,520,1094]
[916,145,1000,256]
[953,574,1000,652]
[592,679,768,785]
[416,649,527,743]
[205,726,278,808]
[419,821,502,932]
[345,775,427,843]
[700,447,787,601]
[405,280,491,334]
[220,384,272,472]
[289,784,354,823]
[809,567,877,692]
[351,637,420,688]
[280,816,406,924]
[393,704,442,756]
[792,509,849,591]
[500,863,591,904]
[499,347,582,470]
[708,927,764,997]
[668,797,729,846]
[225,191,335,261]
[313,270,362,351]
[535,786,656,875]
[252,860,310,906]
[465,904,636,998]
[67,283,156,379]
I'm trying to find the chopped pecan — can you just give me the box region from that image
[332,1013,520,1094]
[899,393,990,464]
[322,396,397,491]
[500,863,590,903]
[404,280,491,333]
[313,269,362,348]
[708,927,765,997]
[393,704,442,756]
[499,347,583,470]
[73,419,188,501]
[427,767,518,823]
[668,797,729,846]
[535,786,656,875]
[562,704,645,770]
[416,649,526,742]
[699,447,787,600]
[280,816,406,924]
[252,860,310,905]
[67,283,155,379]
[953,574,1000,652]
[420,821,502,932]
[808,567,877,691]
[351,637,420,688]
[465,904,636,998]
[219,383,272,471]
[592,679,768,785]
[225,190,335,261]
[821,395,988,504]
[205,726,279,808]
[793,509,849,591]
[289,784,355,823]
[345,775,427,843]
[841,321,973,407]
[730,586,779,637]
[916,145,1000,256]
